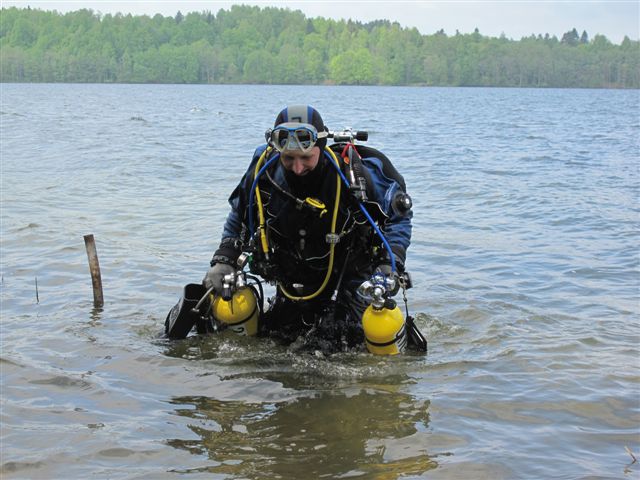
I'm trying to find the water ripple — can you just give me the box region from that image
[1,84,638,479]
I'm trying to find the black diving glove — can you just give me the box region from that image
[204,237,243,295]
[203,263,235,295]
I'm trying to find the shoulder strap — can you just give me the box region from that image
[329,143,375,200]
[354,145,407,192]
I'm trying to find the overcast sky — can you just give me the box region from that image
[3,0,638,44]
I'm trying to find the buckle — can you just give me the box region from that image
[325,233,340,244]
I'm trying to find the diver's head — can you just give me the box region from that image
[266,105,328,177]
[267,105,328,193]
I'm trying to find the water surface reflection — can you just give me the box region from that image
[169,380,435,479]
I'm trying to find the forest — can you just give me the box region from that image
[1,5,638,88]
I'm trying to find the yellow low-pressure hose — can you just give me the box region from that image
[278,147,342,301]
[253,148,271,255]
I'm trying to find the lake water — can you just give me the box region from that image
[1,83,638,479]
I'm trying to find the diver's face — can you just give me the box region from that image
[279,147,321,176]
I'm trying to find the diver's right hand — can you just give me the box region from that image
[203,263,235,294]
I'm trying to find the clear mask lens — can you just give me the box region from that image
[270,124,318,153]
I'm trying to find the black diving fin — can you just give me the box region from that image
[165,283,211,339]
[406,315,428,353]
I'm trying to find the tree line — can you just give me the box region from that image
[1,5,638,88]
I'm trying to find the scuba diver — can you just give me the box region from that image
[167,105,425,355]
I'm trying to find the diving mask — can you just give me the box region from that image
[267,122,328,153]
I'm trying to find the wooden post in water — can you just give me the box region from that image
[83,234,104,307]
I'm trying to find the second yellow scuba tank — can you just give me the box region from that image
[362,299,407,355]
[211,287,259,336]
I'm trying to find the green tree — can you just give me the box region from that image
[329,47,374,84]
[561,28,579,46]
[243,49,276,83]
[0,6,637,88]
[580,30,589,44]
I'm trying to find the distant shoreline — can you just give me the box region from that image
[2,6,638,89]
[1,82,637,90]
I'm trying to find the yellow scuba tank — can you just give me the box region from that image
[362,299,407,355]
[211,287,259,336]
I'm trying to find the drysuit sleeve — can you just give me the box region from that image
[362,156,412,270]
[212,145,268,264]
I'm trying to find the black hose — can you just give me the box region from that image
[247,274,265,315]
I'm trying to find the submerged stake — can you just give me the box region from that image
[83,234,104,307]
[35,276,39,303]
[625,446,637,463]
